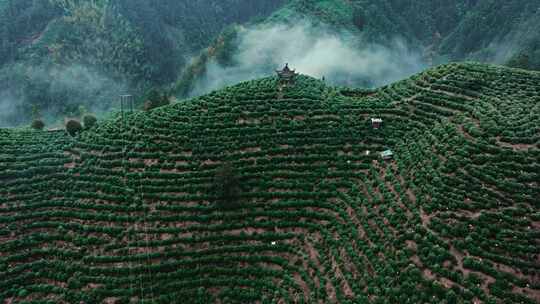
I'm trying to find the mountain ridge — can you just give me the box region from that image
[172,0,540,99]
[2,0,540,127]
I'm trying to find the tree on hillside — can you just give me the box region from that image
[31,119,45,130]
[82,114,97,129]
[352,8,366,31]
[506,52,530,70]
[212,163,242,209]
[143,89,170,111]
[30,104,45,130]
[66,119,82,136]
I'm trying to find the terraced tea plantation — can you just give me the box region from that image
[1,63,539,303]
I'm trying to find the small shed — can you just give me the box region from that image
[380,150,394,160]
[371,118,383,129]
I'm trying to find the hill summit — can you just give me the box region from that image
[1,63,539,303]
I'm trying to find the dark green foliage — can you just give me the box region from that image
[172,26,241,97]
[437,0,540,64]
[17,289,28,298]
[271,0,540,65]
[143,89,170,111]
[214,27,240,67]
[30,119,45,130]
[0,0,286,127]
[0,0,61,65]
[0,2,540,301]
[2,0,539,128]
[115,0,285,83]
[174,0,540,98]
[507,47,540,71]
[213,163,242,209]
[65,119,82,136]
[352,8,366,31]
[82,114,97,129]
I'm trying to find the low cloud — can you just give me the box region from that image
[0,63,127,128]
[191,22,427,96]
[0,90,23,128]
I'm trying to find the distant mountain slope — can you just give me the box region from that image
[267,0,478,44]
[439,0,540,65]
[0,0,286,84]
[1,63,539,303]
[277,0,540,65]
[174,0,540,99]
[0,0,286,126]
[1,0,539,127]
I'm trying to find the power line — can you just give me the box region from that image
[119,94,156,303]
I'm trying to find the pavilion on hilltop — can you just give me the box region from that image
[276,63,298,85]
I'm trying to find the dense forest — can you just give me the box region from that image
[0,0,539,127]
[174,0,540,98]
[0,0,285,126]
[280,0,540,65]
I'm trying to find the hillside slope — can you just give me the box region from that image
[0,0,285,83]
[1,63,539,303]
[2,0,539,127]
[269,0,540,66]
[175,0,540,98]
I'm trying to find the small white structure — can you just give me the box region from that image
[371,118,383,129]
[380,150,394,160]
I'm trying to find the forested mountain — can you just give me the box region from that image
[174,0,540,99]
[268,0,540,65]
[0,0,285,127]
[1,0,539,127]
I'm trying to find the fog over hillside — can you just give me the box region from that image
[0,64,127,128]
[190,22,427,97]
[1,0,538,127]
